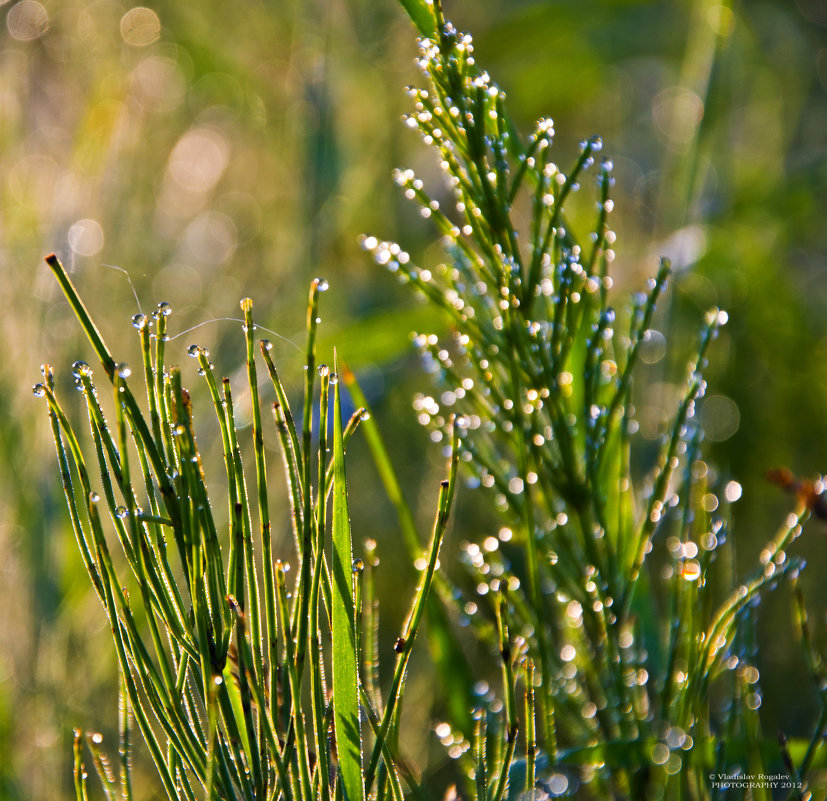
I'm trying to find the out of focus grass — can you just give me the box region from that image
[2,0,825,797]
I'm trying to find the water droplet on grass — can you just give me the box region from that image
[187,345,201,358]
[157,301,172,316]
[316,278,329,292]
[72,361,91,378]
[132,313,148,330]
[32,384,46,398]
[352,558,364,573]
[117,363,131,379]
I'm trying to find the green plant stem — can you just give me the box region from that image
[364,443,457,795]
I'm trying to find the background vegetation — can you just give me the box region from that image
[1,0,825,796]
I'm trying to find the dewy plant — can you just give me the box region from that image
[36,0,824,799]
[37,256,458,801]
[360,0,823,798]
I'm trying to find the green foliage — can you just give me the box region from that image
[332,360,366,801]
[37,255,457,800]
[357,0,825,796]
[31,0,827,799]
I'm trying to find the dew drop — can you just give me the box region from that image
[72,361,91,378]
[32,384,46,398]
[115,506,129,519]
[157,301,172,316]
[316,278,329,292]
[261,339,273,352]
[359,410,370,421]
[352,558,364,573]
[132,313,148,330]
[117,363,131,379]
[187,345,201,358]
[89,491,100,504]
[329,372,339,385]
[318,364,330,377]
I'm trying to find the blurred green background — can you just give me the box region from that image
[1,0,825,796]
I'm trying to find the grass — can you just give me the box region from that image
[38,251,458,800]
[35,1,827,799]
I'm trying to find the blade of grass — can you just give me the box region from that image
[490,590,518,801]
[242,300,279,721]
[45,254,185,564]
[119,678,133,801]
[73,730,90,801]
[332,351,366,801]
[309,367,333,801]
[396,0,436,37]
[364,437,458,794]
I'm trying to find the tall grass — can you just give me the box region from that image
[35,0,826,799]
[37,252,458,800]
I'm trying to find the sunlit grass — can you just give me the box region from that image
[29,0,827,799]
[38,252,459,800]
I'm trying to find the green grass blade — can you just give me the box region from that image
[40,375,104,601]
[524,660,537,799]
[274,562,313,801]
[119,677,134,801]
[45,254,184,553]
[364,457,456,794]
[241,299,278,787]
[331,352,366,801]
[310,367,333,801]
[396,0,436,37]
[73,730,90,801]
[474,710,487,801]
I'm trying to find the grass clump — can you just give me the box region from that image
[36,254,458,801]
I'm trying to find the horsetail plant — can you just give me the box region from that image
[358,0,822,796]
[36,253,464,801]
[36,0,826,798]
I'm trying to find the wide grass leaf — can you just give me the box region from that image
[396,0,436,37]
[332,353,365,801]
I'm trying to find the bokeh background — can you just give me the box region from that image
[1,0,825,796]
